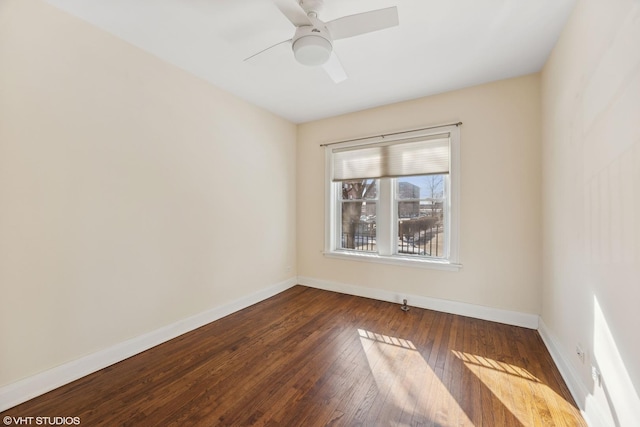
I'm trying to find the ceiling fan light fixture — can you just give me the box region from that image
[292,35,332,66]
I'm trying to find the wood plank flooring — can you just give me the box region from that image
[1,286,586,426]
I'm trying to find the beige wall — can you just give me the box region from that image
[0,0,296,386]
[297,75,542,315]
[5,0,639,422]
[541,0,640,424]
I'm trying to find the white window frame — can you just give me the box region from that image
[324,125,461,271]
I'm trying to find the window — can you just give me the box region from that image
[325,125,461,269]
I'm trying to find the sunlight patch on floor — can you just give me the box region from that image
[358,329,472,426]
[452,351,540,382]
[452,350,581,425]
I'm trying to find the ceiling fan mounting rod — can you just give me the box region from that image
[300,0,323,17]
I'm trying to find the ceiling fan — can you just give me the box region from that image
[245,0,399,83]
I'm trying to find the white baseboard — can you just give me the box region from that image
[537,318,611,427]
[0,277,297,413]
[298,276,539,329]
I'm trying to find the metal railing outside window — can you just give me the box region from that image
[398,222,443,257]
[341,221,376,252]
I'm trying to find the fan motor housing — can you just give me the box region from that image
[292,25,333,66]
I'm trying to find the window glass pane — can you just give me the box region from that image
[340,179,377,200]
[340,201,376,252]
[397,175,445,258]
[397,175,444,199]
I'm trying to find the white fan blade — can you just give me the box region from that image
[271,0,312,27]
[244,39,292,61]
[326,6,399,40]
[322,51,347,83]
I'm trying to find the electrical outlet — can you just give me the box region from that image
[576,345,585,364]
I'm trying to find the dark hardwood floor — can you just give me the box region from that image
[2,285,586,426]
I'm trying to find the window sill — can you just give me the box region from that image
[323,251,462,271]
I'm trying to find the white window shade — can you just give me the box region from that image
[332,134,450,181]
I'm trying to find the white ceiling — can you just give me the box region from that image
[43,0,575,123]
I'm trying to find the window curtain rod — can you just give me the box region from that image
[319,121,462,148]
